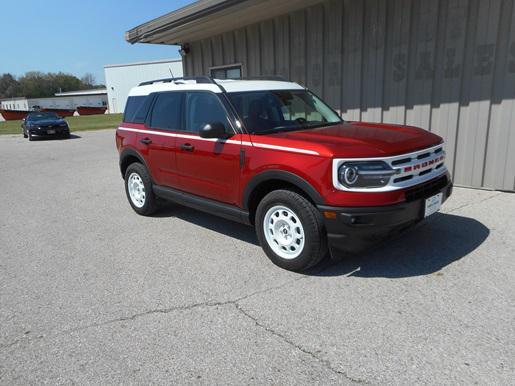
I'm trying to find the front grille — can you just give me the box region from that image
[333,143,448,192]
[405,175,449,202]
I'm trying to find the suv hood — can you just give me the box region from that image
[263,121,443,158]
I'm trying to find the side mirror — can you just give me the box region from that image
[200,122,230,139]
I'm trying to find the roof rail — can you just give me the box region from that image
[236,75,289,82]
[138,76,215,86]
[138,75,292,92]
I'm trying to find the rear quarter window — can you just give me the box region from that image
[123,95,153,124]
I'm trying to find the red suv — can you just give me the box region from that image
[116,77,452,271]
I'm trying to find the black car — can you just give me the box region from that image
[22,112,70,141]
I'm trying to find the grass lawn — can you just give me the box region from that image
[0,114,123,135]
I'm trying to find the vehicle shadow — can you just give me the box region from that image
[31,134,81,141]
[154,203,489,279]
[310,212,490,278]
[155,202,260,246]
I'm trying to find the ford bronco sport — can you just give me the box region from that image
[116,77,452,272]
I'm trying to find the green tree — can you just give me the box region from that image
[0,71,99,99]
[0,74,20,98]
[81,73,96,88]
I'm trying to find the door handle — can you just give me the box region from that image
[180,143,194,151]
[140,138,152,145]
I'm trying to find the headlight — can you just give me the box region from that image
[338,161,396,188]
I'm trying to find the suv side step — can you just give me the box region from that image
[153,185,252,225]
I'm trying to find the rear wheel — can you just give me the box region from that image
[255,190,328,272]
[124,163,158,216]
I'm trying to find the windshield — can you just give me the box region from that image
[28,112,61,121]
[227,90,342,134]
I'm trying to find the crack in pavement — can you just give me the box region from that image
[232,302,368,384]
[445,192,502,214]
[0,274,367,383]
[0,276,307,350]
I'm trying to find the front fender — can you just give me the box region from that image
[242,169,325,210]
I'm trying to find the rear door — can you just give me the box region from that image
[138,92,183,188]
[175,91,241,205]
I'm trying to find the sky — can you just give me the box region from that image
[0,0,193,85]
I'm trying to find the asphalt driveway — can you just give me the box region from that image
[0,130,513,384]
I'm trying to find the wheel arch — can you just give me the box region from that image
[119,148,149,179]
[243,170,325,224]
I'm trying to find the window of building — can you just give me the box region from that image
[210,65,242,80]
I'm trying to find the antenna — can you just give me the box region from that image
[169,67,175,78]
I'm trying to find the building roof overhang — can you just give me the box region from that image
[126,0,324,45]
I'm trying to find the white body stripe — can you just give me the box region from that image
[118,127,319,155]
[251,143,318,155]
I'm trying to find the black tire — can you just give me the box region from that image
[63,132,71,139]
[23,130,28,138]
[28,131,34,141]
[124,163,159,216]
[255,189,328,272]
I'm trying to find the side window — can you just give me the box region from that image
[149,92,182,131]
[123,96,146,123]
[185,92,230,133]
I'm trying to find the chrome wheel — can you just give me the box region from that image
[128,172,146,208]
[263,205,305,259]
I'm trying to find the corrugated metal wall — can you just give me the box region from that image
[183,0,515,191]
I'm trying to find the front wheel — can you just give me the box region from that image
[255,190,328,272]
[124,163,158,216]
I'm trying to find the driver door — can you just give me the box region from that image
[175,92,241,205]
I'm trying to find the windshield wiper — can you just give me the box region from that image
[252,126,303,135]
[307,121,342,129]
[251,121,342,135]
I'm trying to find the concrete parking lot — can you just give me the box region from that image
[0,130,514,384]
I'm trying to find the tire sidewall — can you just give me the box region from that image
[124,163,156,216]
[256,190,326,271]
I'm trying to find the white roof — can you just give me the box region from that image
[128,79,304,97]
[217,79,304,93]
[55,89,107,97]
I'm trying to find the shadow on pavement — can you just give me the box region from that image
[313,213,490,278]
[155,203,489,279]
[31,134,81,141]
[155,202,259,246]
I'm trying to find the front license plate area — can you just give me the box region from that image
[47,129,56,134]
[424,193,443,218]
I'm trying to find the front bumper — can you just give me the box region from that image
[318,175,453,255]
[30,127,69,137]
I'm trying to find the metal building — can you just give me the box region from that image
[0,89,107,112]
[104,59,183,114]
[126,0,515,191]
